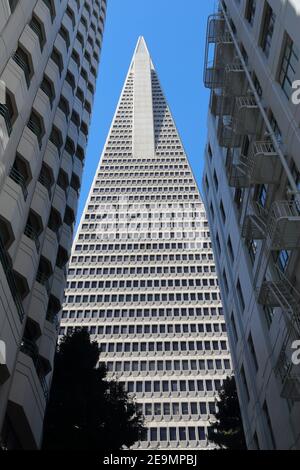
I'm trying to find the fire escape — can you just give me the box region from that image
[204,11,300,399]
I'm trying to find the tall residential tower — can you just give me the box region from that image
[203,0,300,450]
[61,37,232,450]
[0,0,107,449]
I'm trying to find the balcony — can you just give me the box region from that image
[257,268,300,336]
[210,92,233,117]
[224,61,246,97]
[217,117,242,148]
[275,328,300,400]
[232,96,259,135]
[266,200,300,251]
[248,141,280,185]
[242,202,268,241]
[204,15,234,89]
[226,141,282,189]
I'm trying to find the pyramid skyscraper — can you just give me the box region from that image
[60,37,232,450]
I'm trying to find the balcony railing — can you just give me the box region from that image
[20,338,49,400]
[24,224,40,252]
[9,166,28,200]
[0,104,12,136]
[0,236,25,322]
[242,201,268,241]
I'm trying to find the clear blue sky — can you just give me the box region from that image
[76,0,216,229]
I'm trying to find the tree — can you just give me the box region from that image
[208,376,247,450]
[42,328,145,450]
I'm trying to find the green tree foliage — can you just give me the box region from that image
[43,329,145,450]
[209,376,247,450]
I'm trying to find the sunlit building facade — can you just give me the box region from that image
[61,36,232,450]
[203,0,300,450]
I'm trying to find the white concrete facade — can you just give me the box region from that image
[0,0,107,449]
[61,37,232,450]
[203,0,300,450]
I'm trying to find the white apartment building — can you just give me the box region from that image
[61,36,232,450]
[203,0,300,450]
[0,0,107,449]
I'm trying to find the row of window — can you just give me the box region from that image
[136,401,217,417]
[66,277,219,290]
[140,426,209,443]
[60,321,226,335]
[72,241,210,252]
[67,265,216,277]
[65,291,221,305]
[61,306,223,319]
[101,157,187,165]
[121,378,224,393]
[99,339,228,354]
[70,252,215,264]
[104,358,230,373]
[84,194,200,203]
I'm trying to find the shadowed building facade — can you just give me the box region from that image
[0,0,107,449]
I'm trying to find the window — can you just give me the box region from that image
[8,0,19,13]
[257,184,267,207]
[227,236,234,261]
[40,76,55,107]
[279,34,299,100]
[29,15,46,51]
[27,110,44,148]
[263,401,276,449]
[13,46,32,87]
[260,3,276,58]
[245,0,256,26]
[248,333,258,371]
[0,90,17,136]
[276,250,291,272]
[240,365,250,401]
[220,200,226,223]
[236,279,245,311]
[51,48,63,75]
[9,153,30,200]
[42,0,55,22]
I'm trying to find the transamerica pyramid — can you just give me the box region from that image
[60,37,232,450]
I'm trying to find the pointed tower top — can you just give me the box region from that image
[130,36,154,70]
[135,36,149,55]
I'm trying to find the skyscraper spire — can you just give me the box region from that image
[132,37,155,158]
[61,37,232,450]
